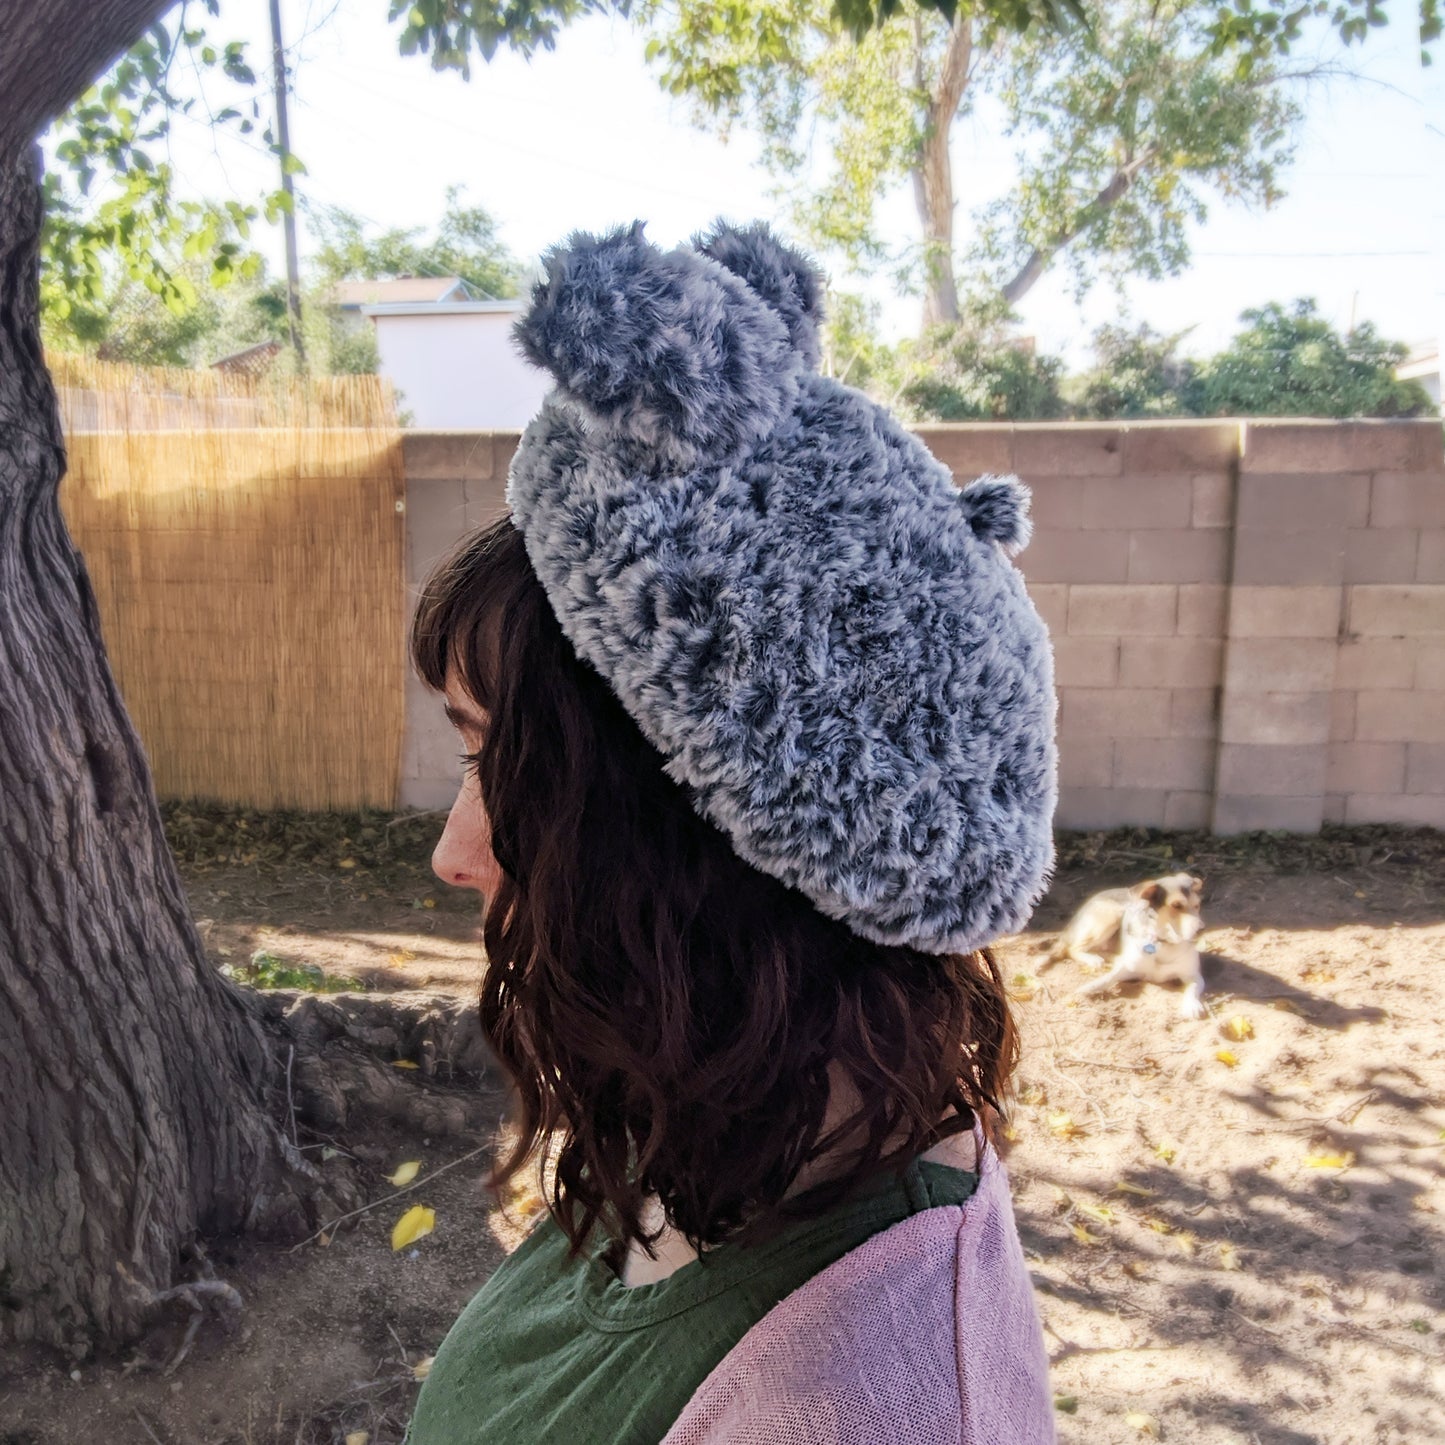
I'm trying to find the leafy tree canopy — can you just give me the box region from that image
[36,0,1434,367]
[42,189,523,372]
[41,251,285,367]
[41,12,291,331]
[641,0,1308,329]
[310,188,524,299]
[980,0,1301,306]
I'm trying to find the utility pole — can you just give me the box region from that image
[268,0,306,368]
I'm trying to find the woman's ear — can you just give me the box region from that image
[694,219,826,370]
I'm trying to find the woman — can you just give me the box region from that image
[406,221,1058,1445]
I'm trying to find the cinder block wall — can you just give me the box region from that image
[924,422,1237,832]
[401,422,1445,831]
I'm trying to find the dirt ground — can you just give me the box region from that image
[1,813,1441,1445]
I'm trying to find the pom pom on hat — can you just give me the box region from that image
[694,219,826,369]
[512,222,802,468]
[958,475,1034,556]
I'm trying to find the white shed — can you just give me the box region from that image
[361,298,550,430]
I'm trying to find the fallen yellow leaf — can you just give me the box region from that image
[339,858,357,869]
[1225,1016,1254,1041]
[1174,1229,1197,1257]
[1077,1202,1115,1224]
[1048,1111,1084,1140]
[388,1161,422,1187]
[412,1356,435,1381]
[1002,1124,1021,1142]
[392,1059,420,1070]
[1125,1410,1160,1437]
[1123,1259,1149,1279]
[1113,1181,1158,1198]
[391,1205,436,1251]
[1305,1151,1355,1169]
[422,897,437,909]
[1216,1048,1239,1068]
[1218,1242,1241,1271]
[1154,1142,1177,1165]
[345,1434,369,1445]
[1143,1216,1174,1234]
[389,948,418,966]
[1070,1223,1103,1246]
[1019,1082,1048,1107]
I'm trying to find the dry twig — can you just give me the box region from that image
[132,1411,165,1445]
[291,1143,490,1251]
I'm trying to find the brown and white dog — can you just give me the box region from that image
[1044,873,1208,1019]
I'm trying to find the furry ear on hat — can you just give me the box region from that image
[512,221,802,467]
[958,475,1033,556]
[694,219,825,369]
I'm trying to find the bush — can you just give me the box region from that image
[1194,300,1431,419]
[1073,323,1203,419]
[890,324,1067,421]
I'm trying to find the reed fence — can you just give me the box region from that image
[55,354,406,810]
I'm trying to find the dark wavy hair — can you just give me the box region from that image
[411,517,1018,1255]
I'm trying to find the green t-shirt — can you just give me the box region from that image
[407,1159,977,1445]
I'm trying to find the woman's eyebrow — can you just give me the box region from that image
[444,703,485,733]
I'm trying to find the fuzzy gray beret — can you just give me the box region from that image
[506,220,1057,955]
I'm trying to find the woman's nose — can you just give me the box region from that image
[432,785,488,892]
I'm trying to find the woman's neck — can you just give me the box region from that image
[617,1125,978,1288]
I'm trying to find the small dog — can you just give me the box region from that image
[1045,873,1208,1019]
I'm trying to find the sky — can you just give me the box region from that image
[110,0,1441,368]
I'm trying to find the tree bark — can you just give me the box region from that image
[0,149,319,1350]
[0,0,172,169]
[911,15,973,330]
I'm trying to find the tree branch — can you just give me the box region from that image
[1000,148,1158,306]
[0,0,172,166]
[994,50,1326,310]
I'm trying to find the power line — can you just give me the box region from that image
[1194,249,1430,258]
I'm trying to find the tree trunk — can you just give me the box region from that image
[912,162,960,328]
[0,149,316,1350]
[0,0,499,1359]
[911,16,973,330]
